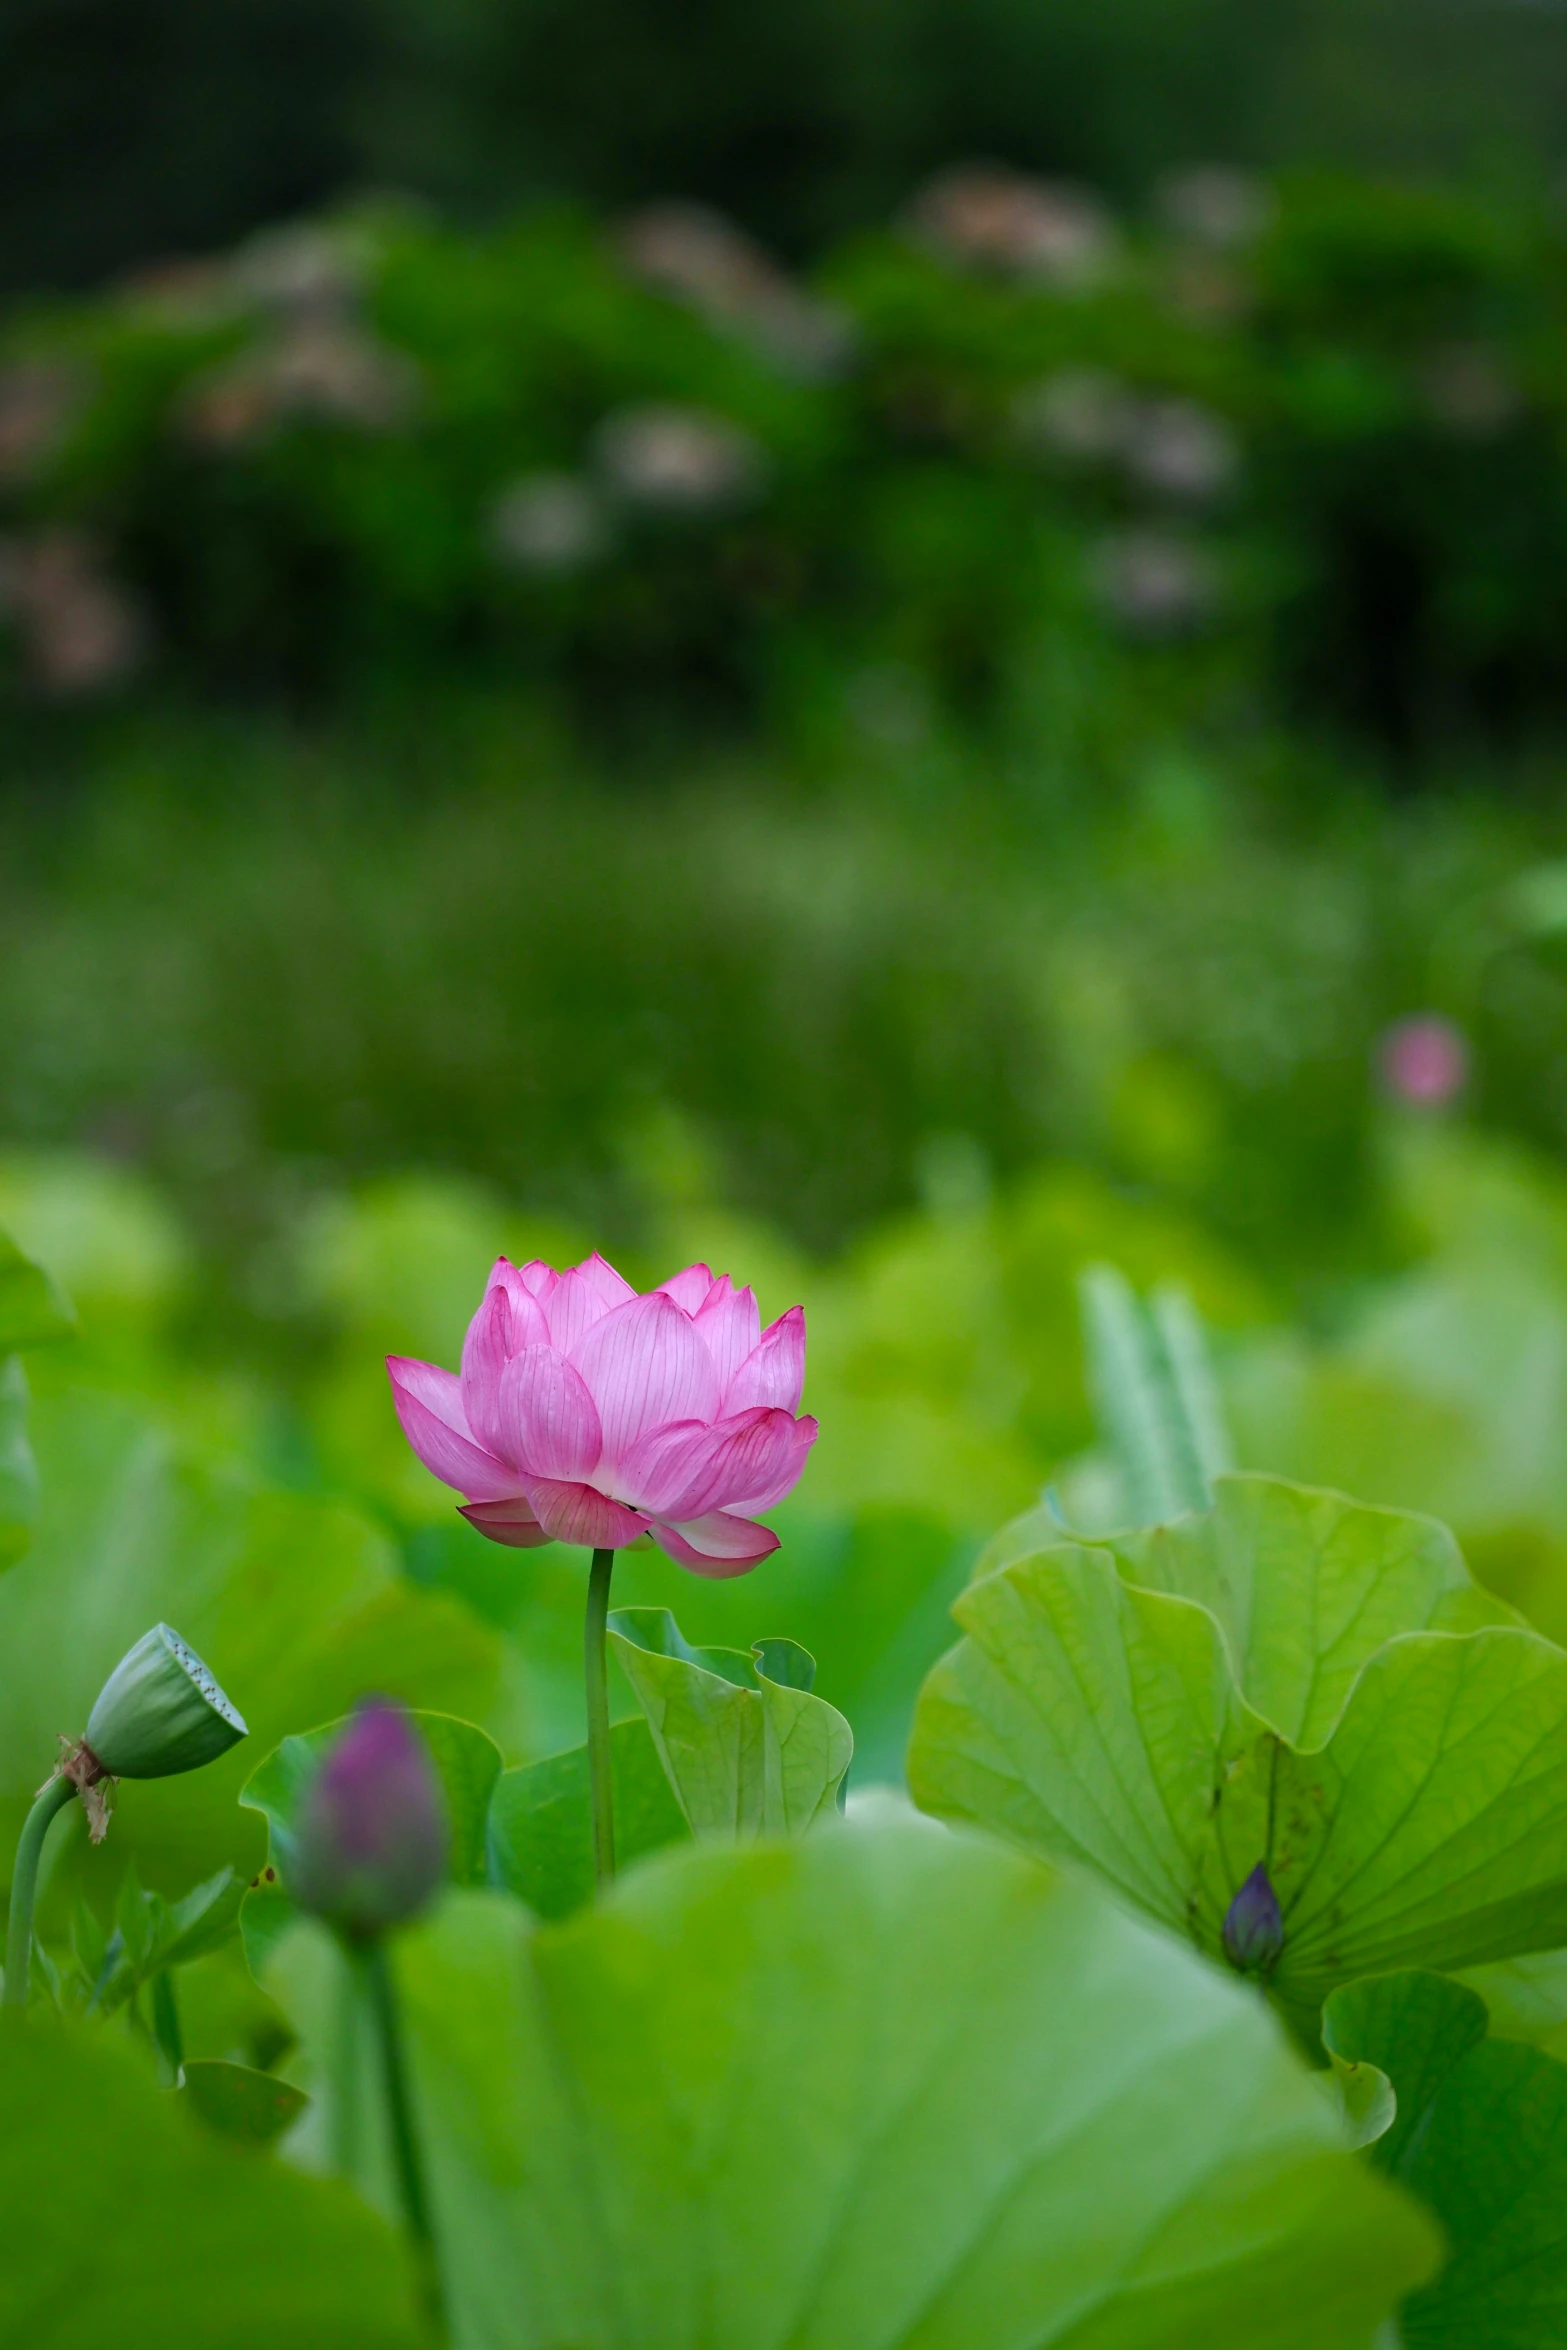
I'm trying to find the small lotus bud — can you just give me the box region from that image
[84,1625,248,1780]
[1222,1861,1284,1975]
[291,1699,449,1940]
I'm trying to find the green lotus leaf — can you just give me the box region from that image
[1324,1969,1567,2346]
[0,1357,38,1575]
[0,1228,70,1576]
[1109,1475,1515,1749]
[607,1606,852,1837]
[0,1390,501,1897]
[0,1226,74,1355]
[181,2057,310,2149]
[910,1473,1567,2017]
[1456,1947,1567,2057]
[0,2016,418,2347]
[486,1715,689,1919]
[374,1806,1437,2350]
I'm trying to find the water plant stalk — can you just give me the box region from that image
[361,1937,442,2330]
[4,1776,76,2012]
[585,1546,616,1890]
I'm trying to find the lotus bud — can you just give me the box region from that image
[84,1625,248,1780]
[291,1699,449,1941]
[1222,1861,1284,1976]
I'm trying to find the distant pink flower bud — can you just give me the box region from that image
[387,1253,816,1577]
[1379,1015,1469,1108]
[293,1698,448,1940]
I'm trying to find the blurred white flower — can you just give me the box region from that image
[1156,167,1274,250]
[489,473,612,574]
[1015,375,1239,503]
[594,404,767,513]
[907,166,1119,288]
[182,321,419,448]
[619,202,856,380]
[1013,368,1136,461]
[230,222,368,317]
[1090,529,1219,637]
[0,530,148,694]
[1122,398,1239,502]
[0,360,87,483]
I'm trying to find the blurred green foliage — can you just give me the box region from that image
[7,174,1567,758]
[4,0,1566,293]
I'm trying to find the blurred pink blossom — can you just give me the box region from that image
[618,202,855,379]
[907,166,1118,287]
[1380,1015,1470,1107]
[594,403,766,512]
[0,360,88,484]
[0,530,148,693]
[389,1253,816,1576]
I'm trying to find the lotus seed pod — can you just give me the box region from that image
[292,1698,449,1940]
[1222,1861,1284,1975]
[84,1624,248,1779]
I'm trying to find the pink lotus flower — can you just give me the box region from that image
[388,1254,816,1577]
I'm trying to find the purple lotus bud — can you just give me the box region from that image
[1222,1862,1284,1975]
[292,1699,448,1940]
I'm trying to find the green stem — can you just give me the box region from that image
[4,1776,75,2013]
[151,1968,184,2083]
[585,1546,616,1891]
[362,1937,443,2333]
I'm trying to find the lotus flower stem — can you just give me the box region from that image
[361,1937,443,2330]
[4,1775,76,2012]
[585,1546,617,1888]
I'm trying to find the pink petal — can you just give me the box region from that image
[462,1277,549,1459]
[658,1262,716,1314]
[723,1305,806,1415]
[648,1514,779,1578]
[703,1406,817,1515]
[387,1358,523,1503]
[692,1277,762,1393]
[496,1345,602,1481]
[618,1405,809,1521]
[568,1290,722,1472]
[516,1258,560,1303]
[460,1497,554,1549]
[544,1253,636,1354]
[520,1476,649,1549]
[614,1417,728,1517]
[577,1251,637,1311]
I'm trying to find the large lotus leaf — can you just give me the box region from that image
[380,1806,1437,2350]
[0,1225,74,1355]
[607,1606,852,1837]
[1324,1969,1567,2346]
[910,1503,1567,2015]
[1457,1948,1567,2058]
[0,1228,72,1575]
[0,1390,500,1900]
[0,2015,419,2349]
[1110,1475,1514,1750]
[486,1716,689,1919]
[0,1358,38,1574]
